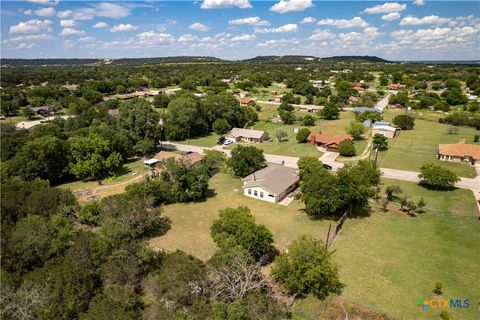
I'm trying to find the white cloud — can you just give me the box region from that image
[362,2,406,14]
[178,34,198,42]
[229,17,270,26]
[256,38,300,48]
[254,23,298,33]
[136,31,174,46]
[309,29,335,40]
[60,28,85,36]
[231,33,256,41]
[57,10,72,18]
[110,24,139,32]
[400,15,451,25]
[189,23,210,32]
[26,0,59,6]
[60,19,76,28]
[382,12,401,21]
[93,22,108,28]
[201,0,252,9]
[34,7,56,17]
[9,19,53,34]
[22,9,33,15]
[270,0,313,14]
[13,42,37,50]
[413,0,425,5]
[59,2,131,21]
[318,17,368,28]
[389,25,479,51]
[2,34,53,43]
[94,2,131,19]
[300,17,316,24]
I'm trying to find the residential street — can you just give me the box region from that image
[163,141,480,194]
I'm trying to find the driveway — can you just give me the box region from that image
[374,94,391,112]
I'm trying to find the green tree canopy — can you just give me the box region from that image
[227,145,266,177]
[211,206,274,260]
[272,235,343,299]
[418,163,459,188]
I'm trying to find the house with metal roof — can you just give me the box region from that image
[242,165,299,203]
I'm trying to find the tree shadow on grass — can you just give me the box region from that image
[417,182,457,192]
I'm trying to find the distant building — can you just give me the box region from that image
[239,98,255,106]
[163,88,182,95]
[144,151,204,175]
[229,128,268,143]
[353,86,365,92]
[388,84,406,90]
[438,139,480,165]
[371,122,397,138]
[347,96,360,105]
[243,165,299,203]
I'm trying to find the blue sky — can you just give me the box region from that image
[1,1,479,60]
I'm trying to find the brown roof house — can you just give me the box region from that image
[307,133,353,151]
[243,165,299,203]
[438,139,480,165]
[144,151,204,176]
[229,128,268,143]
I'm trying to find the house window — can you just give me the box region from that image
[254,190,258,197]
[260,192,264,198]
[248,189,251,195]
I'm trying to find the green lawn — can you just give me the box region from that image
[377,110,479,178]
[178,133,221,148]
[250,120,322,158]
[334,179,479,320]
[149,173,479,319]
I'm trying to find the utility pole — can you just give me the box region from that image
[374,146,379,166]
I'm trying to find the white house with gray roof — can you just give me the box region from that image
[229,128,268,143]
[242,165,299,203]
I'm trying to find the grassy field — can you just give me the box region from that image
[178,133,221,148]
[251,120,322,158]
[377,110,479,178]
[150,173,479,319]
[57,158,147,201]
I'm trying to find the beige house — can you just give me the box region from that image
[438,139,480,165]
[229,128,268,143]
[243,165,299,203]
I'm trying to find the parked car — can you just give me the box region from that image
[223,140,233,145]
[322,164,333,170]
[217,137,226,145]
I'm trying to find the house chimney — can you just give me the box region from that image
[252,174,256,181]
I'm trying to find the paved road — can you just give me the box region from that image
[163,141,479,191]
[374,94,391,112]
[257,100,323,110]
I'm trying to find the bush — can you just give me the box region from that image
[302,114,316,126]
[338,140,356,157]
[296,128,311,143]
[433,281,443,295]
[393,114,415,130]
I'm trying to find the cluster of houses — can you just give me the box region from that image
[352,81,365,92]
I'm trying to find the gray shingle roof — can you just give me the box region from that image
[230,127,267,139]
[243,165,299,196]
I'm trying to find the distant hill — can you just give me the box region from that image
[243,55,319,63]
[319,56,391,63]
[1,56,225,67]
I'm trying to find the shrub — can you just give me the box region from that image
[338,140,356,157]
[296,128,311,143]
